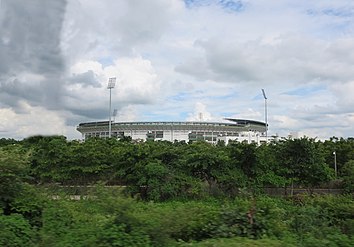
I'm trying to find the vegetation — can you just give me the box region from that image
[0,136,353,246]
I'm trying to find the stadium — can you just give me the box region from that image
[77,118,268,145]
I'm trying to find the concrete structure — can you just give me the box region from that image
[77,118,268,145]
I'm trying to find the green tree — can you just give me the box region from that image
[184,142,229,193]
[67,138,114,185]
[322,137,354,178]
[341,160,354,193]
[30,136,70,184]
[276,138,332,192]
[255,143,288,188]
[0,145,31,213]
[226,141,256,188]
[0,138,19,147]
[0,214,35,247]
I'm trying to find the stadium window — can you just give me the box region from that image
[156,131,163,138]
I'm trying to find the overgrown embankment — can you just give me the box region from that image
[0,136,353,246]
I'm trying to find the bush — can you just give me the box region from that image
[176,237,296,247]
[301,232,353,247]
[0,214,35,247]
[342,160,354,193]
[98,222,152,247]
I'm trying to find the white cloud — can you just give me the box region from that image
[63,56,160,122]
[331,80,354,112]
[176,36,354,86]
[187,102,214,121]
[61,0,183,61]
[115,105,138,122]
[0,102,67,139]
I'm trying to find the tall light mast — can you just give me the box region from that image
[107,77,116,138]
[261,89,268,143]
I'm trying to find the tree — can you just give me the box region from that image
[0,214,35,247]
[0,138,19,147]
[341,160,354,193]
[276,137,332,192]
[67,138,114,185]
[30,136,70,184]
[184,142,229,193]
[0,145,31,213]
[255,143,288,188]
[226,141,256,187]
[322,137,354,177]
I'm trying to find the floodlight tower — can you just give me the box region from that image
[107,77,116,138]
[261,89,268,143]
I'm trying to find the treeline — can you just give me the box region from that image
[10,135,354,200]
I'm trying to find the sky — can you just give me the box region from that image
[1,0,354,140]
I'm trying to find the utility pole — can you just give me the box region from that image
[333,151,337,178]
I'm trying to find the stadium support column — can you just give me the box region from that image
[171,126,173,142]
[261,89,268,143]
[108,77,116,138]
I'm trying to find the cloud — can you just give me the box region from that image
[115,105,138,122]
[61,0,183,60]
[0,0,67,110]
[331,80,354,112]
[187,102,214,121]
[0,102,67,139]
[176,36,354,85]
[63,56,161,121]
[68,70,101,88]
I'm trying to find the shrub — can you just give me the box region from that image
[342,160,354,193]
[176,236,296,247]
[0,214,35,247]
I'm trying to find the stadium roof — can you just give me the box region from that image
[77,118,266,132]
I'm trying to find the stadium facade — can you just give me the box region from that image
[77,118,268,145]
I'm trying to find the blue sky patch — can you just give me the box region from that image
[219,0,244,12]
[98,57,114,67]
[184,0,245,12]
[209,91,238,100]
[171,92,193,101]
[283,86,326,97]
[307,7,354,18]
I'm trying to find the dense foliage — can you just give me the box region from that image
[23,136,354,198]
[0,136,353,246]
